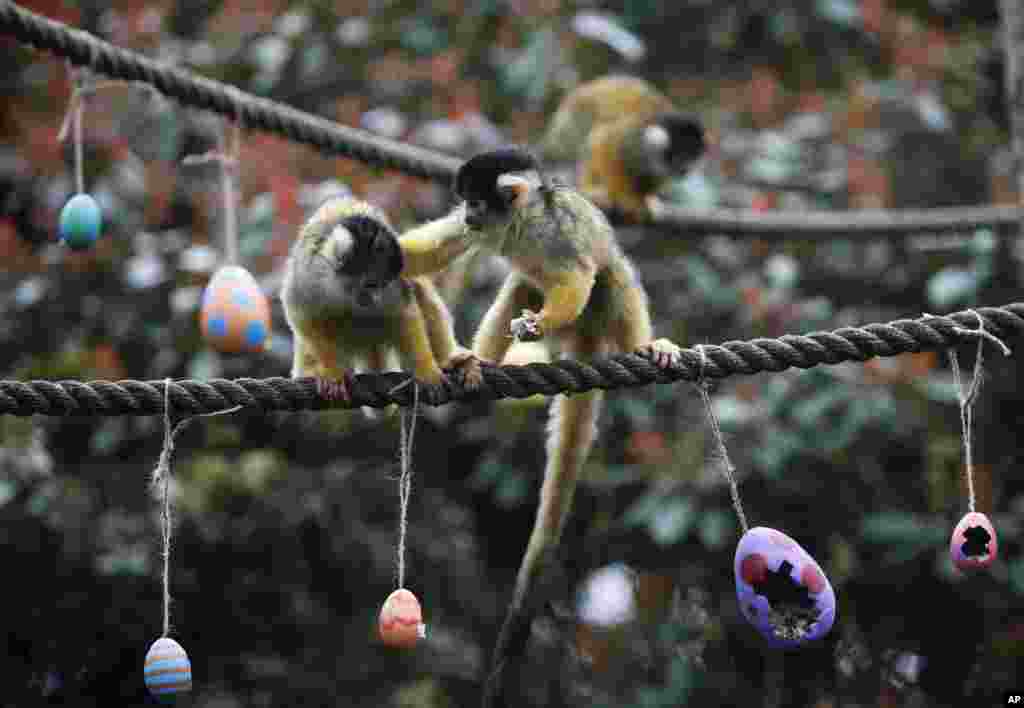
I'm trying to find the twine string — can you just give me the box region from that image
[945,310,1012,513]
[396,382,420,589]
[181,117,242,266]
[694,344,749,534]
[152,378,242,636]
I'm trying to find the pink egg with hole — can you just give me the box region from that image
[379,588,426,649]
[949,512,998,571]
[734,527,836,648]
[199,265,271,353]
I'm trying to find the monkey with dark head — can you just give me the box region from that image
[540,75,705,220]
[398,147,682,704]
[281,197,465,403]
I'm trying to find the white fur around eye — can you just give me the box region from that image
[643,124,670,151]
[496,172,541,204]
[496,174,531,191]
[330,225,355,258]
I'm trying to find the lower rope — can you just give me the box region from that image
[2,304,1023,417]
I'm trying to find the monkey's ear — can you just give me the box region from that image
[642,124,671,152]
[496,174,534,207]
[329,225,357,262]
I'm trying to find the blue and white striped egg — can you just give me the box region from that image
[199,265,271,353]
[143,636,192,703]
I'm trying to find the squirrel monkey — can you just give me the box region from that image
[540,75,705,220]
[281,196,464,403]
[398,147,681,701]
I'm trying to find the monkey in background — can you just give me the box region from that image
[540,75,706,220]
[280,196,466,404]
[397,147,682,704]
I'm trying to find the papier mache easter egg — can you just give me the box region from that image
[59,193,102,250]
[199,265,271,353]
[734,527,836,648]
[950,511,998,571]
[143,636,192,703]
[379,588,426,649]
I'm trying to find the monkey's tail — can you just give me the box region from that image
[483,389,604,707]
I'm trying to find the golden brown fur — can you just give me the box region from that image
[281,197,463,395]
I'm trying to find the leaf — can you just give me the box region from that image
[617,396,654,426]
[790,387,846,428]
[496,473,529,508]
[623,491,664,528]
[1008,558,1024,596]
[926,267,977,310]
[469,455,503,490]
[860,513,946,547]
[698,509,733,550]
[649,498,696,546]
[0,479,17,507]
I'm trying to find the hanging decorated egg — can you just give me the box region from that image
[199,265,271,353]
[950,511,998,571]
[379,588,426,649]
[734,526,836,648]
[59,193,102,250]
[143,636,192,703]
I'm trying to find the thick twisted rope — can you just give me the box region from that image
[1,1,1020,237]
[0,1,460,182]
[1,303,1021,417]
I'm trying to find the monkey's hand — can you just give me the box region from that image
[645,194,668,221]
[444,348,488,391]
[315,370,355,404]
[510,309,543,342]
[639,338,683,370]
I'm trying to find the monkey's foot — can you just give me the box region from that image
[510,310,543,342]
[640,338,683,370]
[314,371,354,404]
[445,350,487,391]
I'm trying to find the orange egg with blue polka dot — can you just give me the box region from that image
[200,265,271,353]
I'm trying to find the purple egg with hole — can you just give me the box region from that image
[949,511,998,572]
[734,526,836,648]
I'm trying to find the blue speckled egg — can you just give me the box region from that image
[200,265,271,353]
[734,526,836,648]
[59,193,102,250]
[144,636,192,703]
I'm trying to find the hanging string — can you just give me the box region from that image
[694,344,749,534]
[943,310,1012,513]
[182,118,242,266]
[58,62,87,194]
[59,64,158,192]
[151,379,242,636]
[395,382,420,589]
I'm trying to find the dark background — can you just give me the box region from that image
[1,0,1022,706]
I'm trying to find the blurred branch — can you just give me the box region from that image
[0,1,1020,239]
[1000,0,1024,236]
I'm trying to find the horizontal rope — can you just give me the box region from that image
[1,1,1020,238]
[1,303,1020,417]
[0,0,460,182]
[654,203,1022,239]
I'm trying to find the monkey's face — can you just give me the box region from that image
[455,147,541,231]
[644,114,706,177]
[330,215,404,309]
